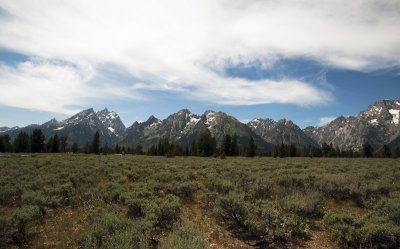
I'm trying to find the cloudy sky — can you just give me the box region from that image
[0,0,399,128]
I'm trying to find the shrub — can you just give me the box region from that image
[280,191,323,218]
[205,177,235,194]
[77,212,149,249]
[10,205,42,244]
[169,181,198,201]
[245,200,286,241]
[324,213,400,248]
[126,198,147,219]
[145,195,181,229]
[374,194,400,225]
[214,192,247,229]
[96,182,125,204]
[21,191,47,213]
[249,178,274,200]
[158,222,208,249]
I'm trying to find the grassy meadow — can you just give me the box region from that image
[0,154,400,249]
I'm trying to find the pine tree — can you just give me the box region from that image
[362,142,373,158]
[30,129,45,153]
[72,142,79,153]
[197,129,216,157]
[230,134,239,156]
[222,134,232,156]
[60,136,68,153]
[245,137,257,157]
[381,144,392,158]
[288,144,297,157]
[279,142,286,158]
[14,132,30,153]
[394,146,400,158]
[0,135,11,152]
[92,131,100,154]
[115,144,121,154]
[51,134,60,153]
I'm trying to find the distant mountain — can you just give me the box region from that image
[0,126,19,133]
[304,100,400,151]
[96,108,126,137]
[1,108,125,147]
[121,109,272,151]
[248,118,318,147]
[2,99,399,152]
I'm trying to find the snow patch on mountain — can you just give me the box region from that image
[205,112,216,125]
[369,119,378,125]
[389,109,399,124]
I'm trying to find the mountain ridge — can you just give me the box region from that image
[1,99,400,151]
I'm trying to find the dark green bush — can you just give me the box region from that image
[126,198,147,219]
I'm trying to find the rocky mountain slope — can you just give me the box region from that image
[248,118,318,147]
[304,100,400,151]
[2,99,399,151]
[1,108,125,147]
[120,109,272,150]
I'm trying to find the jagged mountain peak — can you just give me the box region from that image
[176,108,192,115]
[145,115,161,125]
[45,118,59,124]
[97,107,110,114]
[249,117,317,147]
[304,99,400,151]
[276,118,295,126]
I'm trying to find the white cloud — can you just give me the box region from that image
[318,117,336,126]
[0,58,137,114]
[0,0,399,113]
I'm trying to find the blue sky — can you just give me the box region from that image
[0,0,399,128]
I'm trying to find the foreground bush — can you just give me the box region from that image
[159,222,208,249]
[77,212,149,249]
[324,213,400,248]
[280,191,323,218]
[0,205,43,245]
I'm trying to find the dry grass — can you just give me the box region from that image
[30,207,87,249]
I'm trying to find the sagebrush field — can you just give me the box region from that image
[0,154,399,249]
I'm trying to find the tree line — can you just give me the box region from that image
[0,129,95,154]
[1,128,399,158]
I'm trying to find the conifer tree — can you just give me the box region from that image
[30,129,45,153]
[362,142,373,158]
[72,142,79,153]
[230,134,239,156]
[245,137,257,157]
[197,129,216,157]
[51,134,60,153]
[60,136,68,153]
[14,131,30,153]
[92,131,100,154]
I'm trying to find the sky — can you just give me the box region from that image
[0,0,399,128]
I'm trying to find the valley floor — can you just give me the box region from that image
[0,155,399,248]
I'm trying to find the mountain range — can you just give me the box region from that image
[1,100,400,152]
